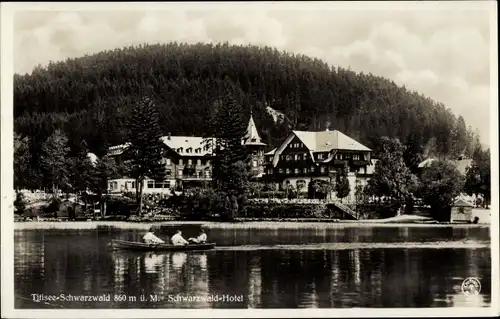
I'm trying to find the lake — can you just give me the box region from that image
[14,224,491,308]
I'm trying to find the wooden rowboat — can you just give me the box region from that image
[111,239,216,251]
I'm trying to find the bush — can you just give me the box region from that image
[14,192,27,215]
[107,196,136,216]
[44,197,62,216]
[259,190,287,199]
[243,204,332,219]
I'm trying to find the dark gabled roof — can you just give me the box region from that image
[292,130,371,152]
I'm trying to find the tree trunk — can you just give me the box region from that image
[103,193,107,217]
[137,179,144,217]
[135,179,139,203]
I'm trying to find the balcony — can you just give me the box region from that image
[351,160,369,166]
[333,159,349,166]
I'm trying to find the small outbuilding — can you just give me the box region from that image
[450,198,474,223]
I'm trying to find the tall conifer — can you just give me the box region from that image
[125,96,166,216]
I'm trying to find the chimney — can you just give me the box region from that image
[167,133,171,140]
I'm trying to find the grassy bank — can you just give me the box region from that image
[13,218,490,230]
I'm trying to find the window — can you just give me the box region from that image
[205,169,210,178]
[252,160,258,167]
[317,153,323,159]
[268,168,273,174]
[166,170,172,177]
[286,155,293,161]
[311,166,315,172]
[286,168,291,174]
[132,181,136,189]
[295,154,300,160]
[198,171,202,178]
[155,182,165,189]
[165,181,171,188]
[295,168,300,174]
[320,166,326,173]
[188,159,192,165]
[147,181,154,188]
[197,159,201,166]
[279,168,284,174]
[353,154,360,160]
[166,158,171,165]
[179,159,183,165]
[303,168,309,174]
[303,153,308,160]
[178,170,183,177]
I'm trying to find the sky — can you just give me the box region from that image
[11,2,495,145]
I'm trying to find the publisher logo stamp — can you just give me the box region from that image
[461,277,481,296]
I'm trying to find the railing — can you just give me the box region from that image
[331,200,358,219]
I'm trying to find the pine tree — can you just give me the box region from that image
[336,162,350,201]
[14,133,31,190]
[40,129,70,197]
[209,80,249,218]
[403,132,424,174]
[464,147,491,208]
[90,155,118,216]
[125,96,166,216]
[69,139,94,195]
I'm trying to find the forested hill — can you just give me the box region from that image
[14,42,479,159]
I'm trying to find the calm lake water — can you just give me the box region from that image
[14,224,491,308]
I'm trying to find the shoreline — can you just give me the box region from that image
[13,220,490,230]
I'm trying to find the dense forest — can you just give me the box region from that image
[14,42,481,175]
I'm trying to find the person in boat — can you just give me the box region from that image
[171,230,189,246]
[188,228,207,244]
[143,227,165,244]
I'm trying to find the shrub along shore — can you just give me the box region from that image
[14,218,490,231]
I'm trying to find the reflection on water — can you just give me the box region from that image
[14,226,491,309]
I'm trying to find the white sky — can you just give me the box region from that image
[10,2,496,145]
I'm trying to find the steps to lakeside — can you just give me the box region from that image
[330,201,358,220]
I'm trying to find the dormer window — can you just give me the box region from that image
[186,147,192,153]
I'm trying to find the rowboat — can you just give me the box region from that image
[111,239,216,251]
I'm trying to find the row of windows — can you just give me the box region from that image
[163,158,211,166]
[280,154,309,161]
[147,181,171,189]
[290,142,304,148]
[268,166,331,175]
[176,145,211,154]
[165,169,211,178]
[274,152,364,162]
